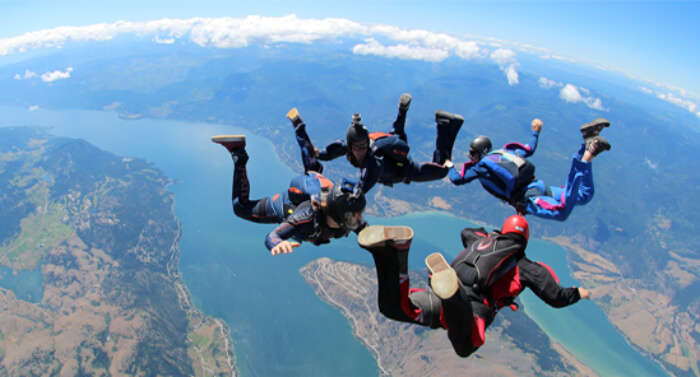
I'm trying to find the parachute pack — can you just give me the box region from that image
[287,172,334,206]
[455,228,526,290]
[486,148,535,201]
[369,132,410,163]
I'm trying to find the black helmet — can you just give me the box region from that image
[326,181,366,231]
[470,135,492,159]
[346,113,369,146]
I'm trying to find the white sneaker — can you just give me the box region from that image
[425,252,459,299]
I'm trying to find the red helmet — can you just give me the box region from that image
[501,215,529,241]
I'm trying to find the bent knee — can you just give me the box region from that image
[453,343,478,358]
[233,200,249,218]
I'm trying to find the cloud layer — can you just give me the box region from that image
[1,15,697,118]
[0,15,520,85]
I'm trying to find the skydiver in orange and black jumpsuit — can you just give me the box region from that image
[302,94,465,195]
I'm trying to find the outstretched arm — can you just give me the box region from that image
[503,118,542,158]
[518,257,582,308]
[448,161,481,186]
[356,156,382,194]
[317,140,348,161]
[265,222,301,253]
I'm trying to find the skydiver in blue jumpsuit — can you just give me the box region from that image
[447,118,611,221]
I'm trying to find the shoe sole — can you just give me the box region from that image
[358,225,413,249]
[286,108,300,121]
[580,118,610,136]
[212,134,246,143]
[399,93,412,109]
[426,252,459,299]
[435,110,464,123]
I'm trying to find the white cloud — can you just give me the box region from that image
[505,64,519,86]
[14,69,37,80]
[41,67,73,82]
[644,158,658,170]
[560,84,583,103]
[639,86,653,94]
[490,48,516,65]
[550,55,577,63]
[352,38,448,62]
[538,76,561,89]
[559,83,605,110]
[489,48,519,86]
[28,105,39,111]
[657,92,697,113]
[154,35,175,44]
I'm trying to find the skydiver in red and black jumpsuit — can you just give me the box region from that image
[357,215,590,357]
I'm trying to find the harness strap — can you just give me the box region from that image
[492,149,526,168]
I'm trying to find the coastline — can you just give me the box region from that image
[166,180,238,377]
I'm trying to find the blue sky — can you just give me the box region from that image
[1,0,698,100]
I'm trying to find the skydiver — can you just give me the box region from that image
[291,93,465,195]
[212,134,366,255]
[264,182,366,255]
[357,215,590,358]
[212,134,332,224]
[447,118,612,221]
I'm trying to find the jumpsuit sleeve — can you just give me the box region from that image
[518,257,581,308]
[357,155,382,193]
[317,140,348,161]
[264,203,316,250]
[265,221,299,250]
[505,131,539,158]
[448,161,481,185]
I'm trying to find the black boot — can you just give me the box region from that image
[232,148,251,203]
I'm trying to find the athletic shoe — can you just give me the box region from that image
[211,134,246,153]
[587,136,611,156]
[286,107,303,127]
[358,225,413,250]
[580,118,610,140]
[425,252,459,299]
[398,93,412,112]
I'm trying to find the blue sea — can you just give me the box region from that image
[0,106,669,377]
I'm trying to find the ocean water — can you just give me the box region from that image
[0,106,669,377]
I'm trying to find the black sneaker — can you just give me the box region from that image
[580,118,610,140]
[586,136,611,156]
[425,252,459,299]
[212,134,246,153]
[399,93,412,113]
[286,108,303,127]
[358,225,413,250]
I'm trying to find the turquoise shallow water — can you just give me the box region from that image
[0,106,669,377]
